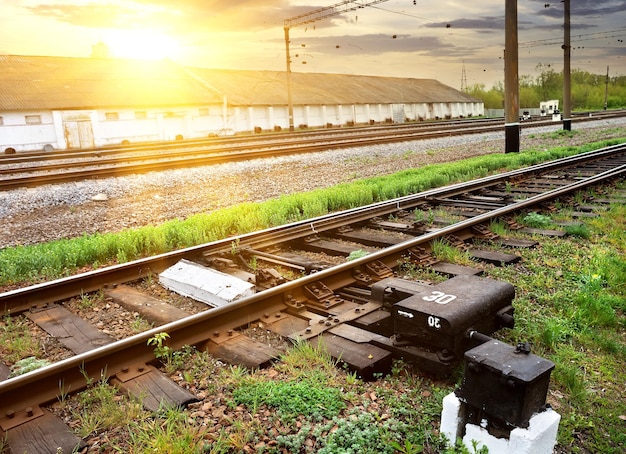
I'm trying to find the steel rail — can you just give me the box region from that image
[2,112,622,190]
[0,123,510,189]
[0,110,626,164]
[1,114,561,166]
[0,117,500,166]
[1,109,620,164]
[1,155,624,416]
[2,143,625,315]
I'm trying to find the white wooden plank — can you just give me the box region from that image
[159,259,255,307]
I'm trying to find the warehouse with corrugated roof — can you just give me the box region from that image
[0,55,483,153]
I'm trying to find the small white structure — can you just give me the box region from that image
[159,259,255,307]
[440,393,561,454]
[539,100,559,116]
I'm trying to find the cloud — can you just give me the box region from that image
[529,0,626,19]
[22,0,291,32]
[283,32,480,61]
[425,16,505,32]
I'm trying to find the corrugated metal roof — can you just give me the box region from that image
[187,68,480,105]
[0,55,480,111]
[0,55,222,110]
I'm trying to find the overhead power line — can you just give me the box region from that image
[283,0,390,131]
[520,28,626,48]
[284,0,389,28]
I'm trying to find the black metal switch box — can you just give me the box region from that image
[392,275,515,358]
[456,339,555,428]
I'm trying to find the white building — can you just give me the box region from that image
[0,55,484,153]
[539,100,560,116]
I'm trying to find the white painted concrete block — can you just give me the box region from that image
[441,392,463,446]
[509,408,561,454]
[159,259,255,307]
[440,393,561,454]
[463,422,510,453]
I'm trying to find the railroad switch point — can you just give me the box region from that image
[392,275,515,360]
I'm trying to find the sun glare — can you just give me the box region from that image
[105,29,181,61]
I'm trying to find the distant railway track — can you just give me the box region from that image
[1,143,625,452]
[1,110,623,191]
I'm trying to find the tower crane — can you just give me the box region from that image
[284,0,390,130]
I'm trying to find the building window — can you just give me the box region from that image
[135,111,147,119]
[25,115,42,125]
[105,112,119,120]
[199,108,209,116]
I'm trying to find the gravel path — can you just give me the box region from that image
[1,118,625,249]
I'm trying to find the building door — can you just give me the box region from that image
[64,120,95,149]
[392,104,406,123]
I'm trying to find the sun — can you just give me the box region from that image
[105,29,181,61]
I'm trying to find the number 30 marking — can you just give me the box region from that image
[422,291,457,305]
[428,316,441,329]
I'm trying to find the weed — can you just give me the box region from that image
[0,315,42,363]
[8,356,51,378]
[345,370,361,385]
[565,223,591,238]
[488,219,509,236]
[57,379,71,406]
[72,379,145,438]
[78,289,103,310]
[397,256,446,283]
[248,255,258,271]
[127,406,209,453]
[315,411,418,454]
[390,439,424,454]
[522,211,553,228]
[431,239,472,265]
[230,238,240,256]
[130,316,152,333]
[217,364,250,387]
[144,271,155,286]
[231,372,346,422]
[347,249,369,261]
[278,338,338,376]
[0,433,7,454]
[147,332,172,362]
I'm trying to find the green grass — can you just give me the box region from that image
[0,315,42,364]
[55,207,626,454]
[70,378,146,438]
[487,202,626,453]
[2,137,625,287]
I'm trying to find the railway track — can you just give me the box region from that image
[1,111,623,191]
[1,143,625,452]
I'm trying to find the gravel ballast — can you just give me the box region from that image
[1,118,625,249]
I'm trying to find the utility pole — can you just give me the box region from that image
[562,0,571,131]
[284,0,389,131]
[604,65,609,110]
[461,60,467,92]
[504,0,520,153]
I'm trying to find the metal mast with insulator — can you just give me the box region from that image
[284,0,389,131]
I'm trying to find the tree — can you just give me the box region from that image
[467,67,625,112]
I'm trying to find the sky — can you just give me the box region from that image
[1,0,625,90]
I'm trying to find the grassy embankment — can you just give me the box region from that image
[1,131,625,287]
